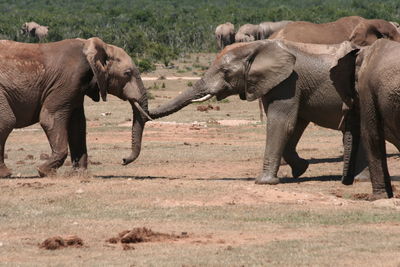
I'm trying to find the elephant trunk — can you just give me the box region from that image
[341,108,361,185]
[149,79,209,119]
[122,95,148,165]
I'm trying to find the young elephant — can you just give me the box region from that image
[149,40,370,185]
[331,39,400,198]
[0,38,151,177]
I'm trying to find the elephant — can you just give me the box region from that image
[21,21,49,40]
[0,37,151,177]
[149,40,373,185]
[270,16,400,46]
[215,22,235,49]
[235,21,292,43]
[330,39,400,199]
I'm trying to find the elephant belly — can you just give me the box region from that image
[299,94,343,130]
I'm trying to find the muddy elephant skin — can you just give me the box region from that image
[0,38,150,177]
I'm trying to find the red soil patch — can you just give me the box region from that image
[196,104,220,112]
[39,235,84,250]
[106,227,188,249]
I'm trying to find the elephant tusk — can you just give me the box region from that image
[191,94,213,103]
[133,101,153,121]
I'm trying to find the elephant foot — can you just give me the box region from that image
[0,166,12,178]
[291,159,309,178]
[255,174,280,185]
[355,168,370,182]
[369,191,391,200]
[37,165,56,178]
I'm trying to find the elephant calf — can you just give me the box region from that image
[0,38,151,177]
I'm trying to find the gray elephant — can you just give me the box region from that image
[330,39,400,199]
[215,22,235,49]
[235,21,292,43]
[149,40,372,184]
[0,37,151,177]
[21,21,49,40]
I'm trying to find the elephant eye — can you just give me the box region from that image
[124,69,133,77]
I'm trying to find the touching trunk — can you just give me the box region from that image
[122,97,148,165]
[341,109,361,185]
[149,79,208,119]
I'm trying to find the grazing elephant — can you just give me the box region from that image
[149,40,372,184]
[0,37,151,177]
[215,22,235,49]
[270,16,400,46]
[21,22,49,40]
[330,39,400,199]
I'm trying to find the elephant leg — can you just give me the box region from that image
[282,118,310,178]
[0,94,16,178]
[359,94,393,198]
[256,97,298,185]
[37,108,69,177]
[68,106,88,169]
[354,143,370,181]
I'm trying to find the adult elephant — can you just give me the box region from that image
[21,21,49,40]
[149,40,369,185]
[270,16,400,45]
[215,22,235,49]
[0,37,151,177]
[330,39,400,199]
[235,21,292,43]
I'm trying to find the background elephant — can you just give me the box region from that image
[0,37,151,177]
[149,40,367,185]
[215,22,235,49]
[330,39,400,199]
[235,24,259,42]
[270,16,400,46]
[235,21,292,43]
[259,20,292,39]
[21,21,49,40]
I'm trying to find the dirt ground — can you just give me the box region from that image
[1,54,400,266]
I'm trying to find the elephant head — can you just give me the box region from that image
[83,37,151,165]
[350,19,400,46]
[149,40,296,119]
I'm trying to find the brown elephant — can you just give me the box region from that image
[149,40,374,185]
[0,37,151,177]
[235,21,292,43]
[270,16,400,46]
[330,39,400,199]
[21,21,49,40]
[215,22,235,49]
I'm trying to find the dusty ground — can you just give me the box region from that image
[1,54,400,266]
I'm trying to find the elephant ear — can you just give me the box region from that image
[244,41,296,101]
[350,20,400,46]
[329,41,360,128]
[83,37,109,101]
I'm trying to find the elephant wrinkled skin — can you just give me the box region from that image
[331,39,400,198]
[0,38,150,177]
[149,40,378,185]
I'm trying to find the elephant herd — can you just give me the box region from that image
[1,16,400,200]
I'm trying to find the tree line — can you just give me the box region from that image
[0,0,399,71]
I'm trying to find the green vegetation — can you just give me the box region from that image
[1,0,400,72]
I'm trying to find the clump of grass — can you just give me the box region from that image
[187,81,193,87]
